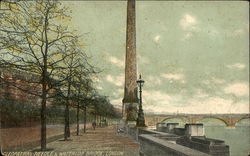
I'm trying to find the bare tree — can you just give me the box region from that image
[73,73,93,135]
[0,0,77,150]
[57,36,98,139]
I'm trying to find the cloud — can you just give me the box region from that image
[143,95,249,114]
[194,89,209,98]
[187,97,248,114]
[153,35,161,43]
[112,88,123,97]
[96,86,103,90]
[232,29,244,36]
[224,82,249,97]
[120,87,249,114]
[161,73,185,81]
[142,90,187,112]
[226,63,246,70]
[180,13,198,30]
[181,32,193,41]
[206,26,220,37]
[246,22,249,32]
[138,54,150,64]
[107,56,124,68]
[143,90,174,111]
[146,76,162,87]
[202,77,225,86]
[106,75,113,82]
[211,77,225,84]
[105,74,124,87]
[227,29,245,37]
[91,76,100,82]
[233,101,250,113]
[110,98,122,107]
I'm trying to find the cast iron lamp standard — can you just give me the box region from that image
[136,74,146,127]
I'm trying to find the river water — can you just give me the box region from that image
[163,119,250,156]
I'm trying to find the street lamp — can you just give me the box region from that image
[136,74,146,127]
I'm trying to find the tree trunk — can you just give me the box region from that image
[67,106,70,137]
[76,86,81,135]
[41,83,47,151]
[83,106,87,133]
[64,101,70,140]
[76,101,80,135]
[41,6,49,150]
[64,79,71,140]
[99,115,102,127]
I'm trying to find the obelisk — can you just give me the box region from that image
[122,0,139,122]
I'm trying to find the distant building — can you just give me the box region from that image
[0,68,59,127]
[0,68,41,105]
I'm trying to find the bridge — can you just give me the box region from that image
[144,113,250,127]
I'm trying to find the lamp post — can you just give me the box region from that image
[136,74,146,127]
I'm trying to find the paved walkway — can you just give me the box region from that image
[1,124,86,151]
[31,125,140,156]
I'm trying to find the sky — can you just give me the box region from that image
[64,1,249,114]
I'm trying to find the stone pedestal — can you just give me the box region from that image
[176,124,230,156]
[124,103,138,122]
[185,124,204,137]
[156,123,166,132]
[167,123,179,133]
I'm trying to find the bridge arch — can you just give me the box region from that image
[194,117,228,126]
[161,116,189,123]
[235,117,250,126]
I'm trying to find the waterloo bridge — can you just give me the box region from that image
[144,113,250,127]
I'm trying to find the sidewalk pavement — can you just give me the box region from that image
[31,125,140,156]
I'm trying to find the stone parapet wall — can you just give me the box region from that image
[123,123,229,156]
[125,124,139,141]
[139,134,211,156]
[176,136,230,156]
